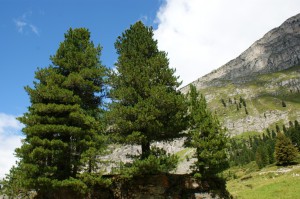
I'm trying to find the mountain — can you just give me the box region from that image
[181,13,300,135]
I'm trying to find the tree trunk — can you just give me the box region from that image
[141,141,150,159]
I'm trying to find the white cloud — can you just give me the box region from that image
[140,15,148,23]
[14,19,27,33]
[0,113,24,179]
[29,24,39,36]
[13,11,40,36]
[154,0,300,86]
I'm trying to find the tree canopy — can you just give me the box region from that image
[107,21,187,158]
[185,85,229,179]
[4,28,108,197]
[275,132,298,165]
[0,24,237,197]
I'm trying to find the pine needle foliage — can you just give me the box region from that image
[3,28,108,197]
[275,132,298,165]
[107,21,187,159]
[185,85,229,179]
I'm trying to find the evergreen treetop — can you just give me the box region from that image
[108,21,187,158]
[275,132,298,165]
[6,28,108,197]
[185,85,229,179]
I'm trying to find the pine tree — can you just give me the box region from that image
[271,129,277,139]
[9,28,107,196]
[295,120,300,128]
[289,120,294,128]
[282,124,287,134]
[236,104,240,111]
[107,21,187,159]
[242,99,246,107]
[245,107,249,115]
[288,120,300,150]
[295,121,300,150]
[276,124,280,133]
[221,98,226,107]
[266,139,275,164]
[275,132,298,165]
[1,164,27,198]
[238,96,247,108]
[255,145,269,169]
[185,85,228,179]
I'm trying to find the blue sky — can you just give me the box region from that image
[0,0,162,178]
[1,0,161,116]
[1,0,300,179]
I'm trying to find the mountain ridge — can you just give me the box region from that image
[181,13,300,93]
[180,13,300,136]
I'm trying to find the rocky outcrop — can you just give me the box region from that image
[181,13,300,93]
[224,110,300,135]
[108,175,229,199]
[102,138,195,174]
[34,175,229,199]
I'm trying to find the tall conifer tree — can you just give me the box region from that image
[275,132,298,165]
[185,85,228,179]
[10,28,107,195]
[108,21,187,158]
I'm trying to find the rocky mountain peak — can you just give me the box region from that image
[181,13,300,93]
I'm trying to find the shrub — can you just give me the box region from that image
[282,100,287,107]
[120,147,179,179]
[255,145,269,169]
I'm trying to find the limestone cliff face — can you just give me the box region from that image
[181,13,300,93]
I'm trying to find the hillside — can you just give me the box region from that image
[194,65,300,135]
[181,13,300,135]
[225,161,300,199]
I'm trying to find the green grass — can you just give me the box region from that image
[193,67,300,198]
[226,162,300,199]
[285,93,300,103]
[196,65,300,135]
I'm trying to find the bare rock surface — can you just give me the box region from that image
[181,13,300,93]
[180,13,300,135]
[102,138,195,174]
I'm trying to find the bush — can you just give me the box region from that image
[120,147,179,179]
[282,100,287,107]
[221,98,226,107]
[255,145,269,169]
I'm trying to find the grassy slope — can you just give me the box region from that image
[199,65,300,133]
[225,160,300,199]
[198,67,300,197]
[174,148,300,198]
[174,67,300,195]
